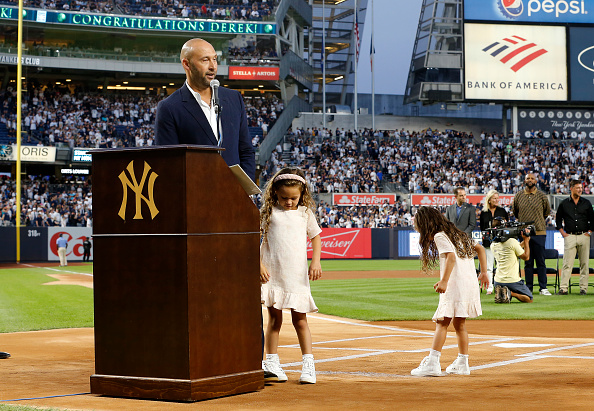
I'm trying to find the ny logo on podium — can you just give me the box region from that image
[118,160,159,220]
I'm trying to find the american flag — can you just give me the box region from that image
[354,10,360,63]
[370,33,375,71]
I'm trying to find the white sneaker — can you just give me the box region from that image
[446,357,470,375]
[486,284,494,295]
[539,289,552,296]
[263,358,288,382]
[411,356,442,377]
[299,356,316,384]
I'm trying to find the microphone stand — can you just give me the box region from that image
[215,103,223,147]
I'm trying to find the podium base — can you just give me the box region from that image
[90,370,264,402]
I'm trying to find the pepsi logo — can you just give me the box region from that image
[498,0,524,19]
[578,45,594,73]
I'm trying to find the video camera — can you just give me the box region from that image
[483,218,536,243]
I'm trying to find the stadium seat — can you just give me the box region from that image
[568,248,594,294]
[544,249,560,293]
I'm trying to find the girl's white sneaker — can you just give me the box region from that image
[299,356,316,384]
[445,357,470,375]
[411,356,442,377]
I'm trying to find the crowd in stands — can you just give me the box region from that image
[228,46,279,65]
[0,0,276,20]
[2,84,594,228]
[0,88,158,148]
[115,0,277,20]
[0,175,92,227]
[258,127,594,228]
[0,86,283,150]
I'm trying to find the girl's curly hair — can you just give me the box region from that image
[260,167,315,242]
[414,206,476,273]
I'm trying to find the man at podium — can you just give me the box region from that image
[154,38,255,181]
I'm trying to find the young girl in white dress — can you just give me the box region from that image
[260,167,322,384]
[411,206,489,377]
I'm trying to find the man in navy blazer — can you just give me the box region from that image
[445,187,476,237]
[155,38,255,181]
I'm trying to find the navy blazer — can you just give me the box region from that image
[154,83,255,180]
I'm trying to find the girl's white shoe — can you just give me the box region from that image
[411,356,442,377]
[299,355,316,384]
[445,356,470,375]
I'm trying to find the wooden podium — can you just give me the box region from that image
[90,145,264,401]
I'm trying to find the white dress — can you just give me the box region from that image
[261,205,322,313]
[432,232,482,321]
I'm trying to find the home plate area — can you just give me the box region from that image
[270,311,594,375]
[266,309,594,409]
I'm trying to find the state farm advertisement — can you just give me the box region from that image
[332,193,396,206]
[228,66,279,80]
[47,227,93,261]
[411,194,515,207]
[307,228,371,259]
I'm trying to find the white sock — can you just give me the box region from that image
[266,353,279,363]
[458,354,469,361]
[429,349,441,359]
[302,354,314,361]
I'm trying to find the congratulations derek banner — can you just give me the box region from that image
[464,0,594,24]
[464,23,567,101]
[0,7,275,35]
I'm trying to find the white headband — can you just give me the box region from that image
[273,173,306,184]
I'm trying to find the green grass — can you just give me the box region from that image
[320,258,594,272]
[0,266,94,333]
[0,406,63,411]
[1,260,593,334]
[311,277,594,321]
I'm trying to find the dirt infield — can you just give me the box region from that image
[1,267,593,410]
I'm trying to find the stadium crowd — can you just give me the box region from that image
[0,175,92,228]
[0,86,282,149]
[2,86,594,228]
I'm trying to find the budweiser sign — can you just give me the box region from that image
[332,193,396,206]
[228,66,279,80]
[411,194,515,207]
[307,228,371,259]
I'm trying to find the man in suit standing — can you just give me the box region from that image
[445,187,476,237]
[155,38,255,180]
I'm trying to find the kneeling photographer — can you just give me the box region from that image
[487,220,534,303]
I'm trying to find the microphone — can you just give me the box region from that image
[210,79,220,111]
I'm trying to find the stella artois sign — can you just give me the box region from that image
[228,66,280,80]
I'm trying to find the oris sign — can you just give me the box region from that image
[464,0,594,23]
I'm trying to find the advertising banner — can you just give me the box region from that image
[569,27,594,102]
[228,66,280,80]
[464,23,567,101]
[0,7,275,35]
[411,194,515,207]
[517,108,594,139]
[47,227,93,262]
[0,145,56,162]
[332,193,396,206]
[307,228,372,259]
[464,0,594,24]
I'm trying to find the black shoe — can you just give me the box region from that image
[264,370,279,382]
[580,290,587,295]
[557,289,568,295]
[0,351,10,359]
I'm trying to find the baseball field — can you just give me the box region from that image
[1,260,593,410]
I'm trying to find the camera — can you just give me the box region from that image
[483,218,536,243]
